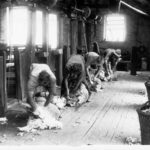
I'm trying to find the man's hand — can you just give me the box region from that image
[67,95,72,100]
[27,92,37,111]
[33,107,41,117]
[109,70,113,75]
[90,80,94,85]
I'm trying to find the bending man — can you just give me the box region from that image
[27,63,56,113]
[103,48,121,80]
[61,54,90,106]
[85,51,104,85]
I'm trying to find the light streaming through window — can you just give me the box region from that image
[7,7,29,46]
[104,14,126,42]
[35,11,43,45]
[49,14,58,49]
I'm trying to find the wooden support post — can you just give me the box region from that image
[85,22,92,52]
[59,16,64,48]
[0,51,7,117]
[46,12,56,72]
[14,8,35,101]
[131,46,137,75]
[78,20,83,48]
[55,49,63,86]
[14,48,22,100]
[26,7,36,65]
[61,16,71,78]
[70,19,78,54]
[30,8,36,63]
[43,11,49,54]
[63,45,70,77]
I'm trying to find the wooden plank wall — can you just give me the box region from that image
[0,7,7,44]
[0,51,7,117]
[70,19,78,54]
[14,48,31,101]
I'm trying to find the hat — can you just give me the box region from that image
[115,49,121,57]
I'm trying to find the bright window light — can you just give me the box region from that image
[104,14,126,42]
[6,7,10,45]
[35,11,43,45]
[7,7,29,46]
[49,14,58,49]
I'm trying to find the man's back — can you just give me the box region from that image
[104,49,115,60]
[66,54,85,66]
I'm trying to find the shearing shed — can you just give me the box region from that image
[0,0,150,148]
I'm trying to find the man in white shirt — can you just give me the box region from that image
[103,49,121,80]
[27,63,56,112]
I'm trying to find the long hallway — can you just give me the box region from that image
[0,71,148,145]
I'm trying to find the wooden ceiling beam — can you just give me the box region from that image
[120,0,149,16]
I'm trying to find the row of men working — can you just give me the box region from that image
[27,47,121,116]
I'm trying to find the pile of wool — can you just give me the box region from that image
[98,70,107,81]
[52,96,66,109]
[67,83,89,106]
[18,104,62,133]
[77,83,89,104]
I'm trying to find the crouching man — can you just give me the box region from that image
[61,54,90,107]
[85,51,104,91]
[103,48,121,81]
[27,63,60,119]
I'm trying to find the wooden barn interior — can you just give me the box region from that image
[0,0,150,146]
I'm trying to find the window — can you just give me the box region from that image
[35,11,43,45]
[104,14,126,42]
[6,7,29,46]
[48,14,58,49]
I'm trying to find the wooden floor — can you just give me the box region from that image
[0,71,149,145]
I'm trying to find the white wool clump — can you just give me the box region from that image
[78,84,89,104]
[18,106,62,133]
[52,96,66,109]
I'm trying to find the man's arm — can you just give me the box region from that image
[27,91,37,111]
[95,57,104,78]
[44,76,56,106]
[65,76,70,99]
[86,65,93,85]
[94,65,101,78]
[108,62,112,74]
[104,57,111,76]
[112,57,122,73]
[27,77,37,111]
[113,51,121,58]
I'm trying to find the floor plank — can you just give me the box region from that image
[0,71,149,145]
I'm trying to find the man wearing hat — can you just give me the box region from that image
[103,48,122,80]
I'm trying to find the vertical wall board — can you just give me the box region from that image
[78,20,83,48]
[55,52,63,86]
[62,45,70,78]
[62,16,71,78]
[0,7,7,44]
[14,49,31,101]
[0,52,7,117]
[70,19,78,54]
[59,16,64,48]
[86,22,93,52]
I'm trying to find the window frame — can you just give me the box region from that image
[104,13,126,42]
[48,13,58,50]
[6,6,30,46]
[35,9,43,46]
